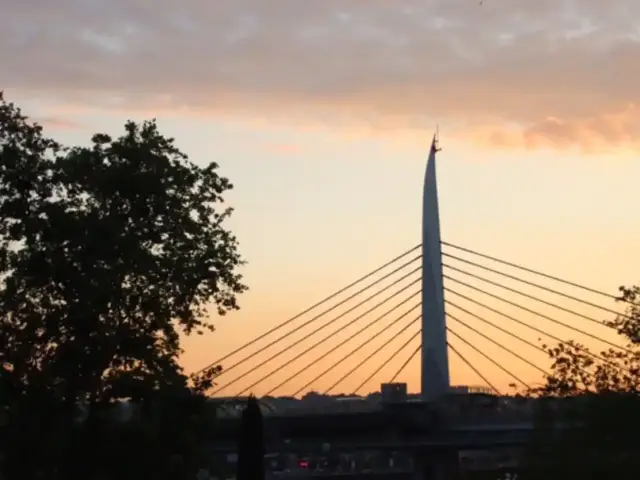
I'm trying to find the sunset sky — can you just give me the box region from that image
[2,0,639,396]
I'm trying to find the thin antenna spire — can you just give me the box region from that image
[434,125,441,152]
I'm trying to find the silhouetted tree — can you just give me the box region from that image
[528,285,640,395]
[0,92,247,479]
[522,285,640,479]
[236,395,265,480]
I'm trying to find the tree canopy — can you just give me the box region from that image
[0,92,247,479]
[523,285,640,479]
[530,285,639,396]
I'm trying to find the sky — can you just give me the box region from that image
[2,0,640,397]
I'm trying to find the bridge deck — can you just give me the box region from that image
[211,425,533,453]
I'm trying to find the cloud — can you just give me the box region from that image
[2,0,640,151]
[35,116,82,130]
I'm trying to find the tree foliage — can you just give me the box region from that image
[531,285,639,396]
[523,285,640,478]
[0,92,247,479]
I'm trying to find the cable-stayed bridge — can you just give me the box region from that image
[200,138,635,478]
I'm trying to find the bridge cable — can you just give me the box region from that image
[445,308,550,377]
[389,344,421,383]
[210,258,421,385]
[354,329,421,394]
[266,296,421,396]
[448,341,500,395]
[228,274,422,396]
[444,263,623,331]
[445,307,594,391]
[442,253,631,320]
[282,300,421,397]
[445,275,634,355]
[441,241,639,307]
[445,287,631,374]
[445,308,595,393]
[196,243,421,374]
[446,326,530,389]
[324,316,420,394]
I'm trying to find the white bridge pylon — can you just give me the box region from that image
[420,135,450,400]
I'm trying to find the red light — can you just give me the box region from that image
[299,461,309,468]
